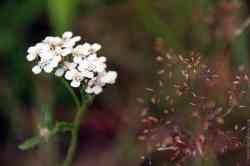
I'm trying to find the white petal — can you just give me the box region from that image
[73,45,81,53]
[26,54,37,61]
[88,54,98,61]
[73,56,83,64]
[27,46,37,54]
[44,37,62,45]
[93,86,103,94]
[63,40,75,48]
[43,36,54,43]
[99,56,106,63]
[63,36,81,48]
[32,65,42,74]
[39,51,54,59]
[62,31,73,39]
[78,61,90,71]
[95,63,106,72]
[61,48,72,56]
[71,80,81,87]
[51,37,63,45]
[73,44,88,56]
[50,59,59,68]
[92,43,102,52]
[81,43,91,55]
[71,36,81,42]
[54,55,62,63]
[36,43,50,51]
[44,65,54,73]
[101,71,117,84]
[55,68,65,77]
[82,70,94,78]
[65,70,74,80]
[55,46,62,53]
[64,62,77,70]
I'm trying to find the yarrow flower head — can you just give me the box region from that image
[26,31,117,95]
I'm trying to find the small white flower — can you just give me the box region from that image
[85,84,103,95]
[62,31,73,39]
[91,43,102,52]
[71,80,81,88]
[85,71,117,95]
[72,43,102,61]
[83,43,102,55]
[55,68,65,77]
[26,43,50,61]
[36,55,61,73]
[73,44,88,54]
[72,44,91,63]
[43,32,80,57]
[64,61,77,70]
[26,31,117,94]
[39,49,54,59]
[26,47,38,61]
[32,65,42,74]
[78,54,106,74]
[54,47,72,57]
[44,36,63,46]
[85,76,104,95]
[65,69,84,88]
[100,71,117,84]
[73,56,83,64]
[43,65,54,73]
[62,32,81,48]
[27,53,37,62]
[55,62,77,77]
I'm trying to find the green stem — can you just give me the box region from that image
[59,78,81,110]
[62,94,94,166]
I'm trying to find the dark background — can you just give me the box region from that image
[0,0,250,165]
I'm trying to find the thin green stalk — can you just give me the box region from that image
[59,78,81,110]
[58,78,94,166]
[62,94,94,166]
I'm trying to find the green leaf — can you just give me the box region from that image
[18,136,43,150]
[53,122,76,134]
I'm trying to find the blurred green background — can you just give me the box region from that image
[0,0,250,166]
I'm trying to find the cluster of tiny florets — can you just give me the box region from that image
[137,41,247,165]
[26,31,117,94]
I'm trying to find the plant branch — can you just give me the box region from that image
[62,94,94,166]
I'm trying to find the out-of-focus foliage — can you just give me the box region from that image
[48,0,78,34]
[0,0,250,165]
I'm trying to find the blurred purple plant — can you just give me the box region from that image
[137,39,249,165]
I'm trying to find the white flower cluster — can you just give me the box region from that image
[26,32,117,94]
